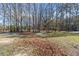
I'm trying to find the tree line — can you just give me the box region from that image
[0,3,79,32]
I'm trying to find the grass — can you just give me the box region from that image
[0,44,14,56]
[47,31,79,37]
[67,36,79,42]
[35,31,79,37]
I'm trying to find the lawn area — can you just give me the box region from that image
[0,32,79,56]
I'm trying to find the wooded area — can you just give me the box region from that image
[0,3,79,32]
[0,3,79,56]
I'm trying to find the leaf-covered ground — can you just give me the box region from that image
[0,32,79,56]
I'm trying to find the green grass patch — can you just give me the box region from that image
[36,31,79,37]
[0,45,14,56]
